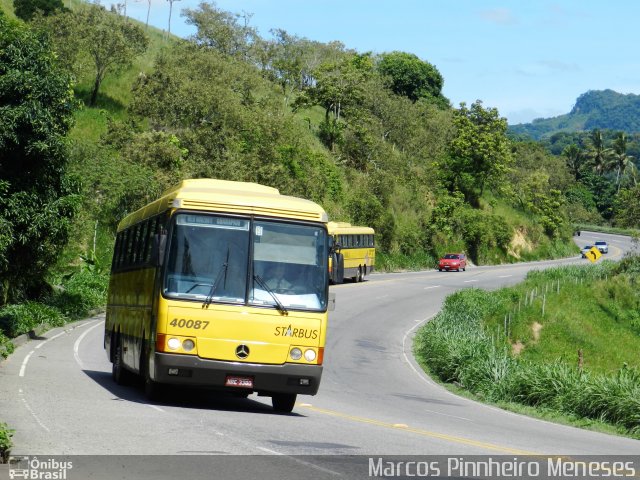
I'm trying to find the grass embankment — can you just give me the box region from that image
[575,224,640,238]
[0,422,12,463]
[0,270,108,359]
[414,254,640,437]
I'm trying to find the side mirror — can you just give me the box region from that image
[152,233,167,267]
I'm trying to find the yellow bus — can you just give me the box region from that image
[327,222,375,283]
[105,179,332,413]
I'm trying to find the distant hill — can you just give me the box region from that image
[509,89,640,140]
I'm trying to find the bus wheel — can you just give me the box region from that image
[112,337,131,385]
[272,393,297,413]
[143,359,162,401]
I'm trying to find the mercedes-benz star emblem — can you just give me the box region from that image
[235,344,250,359]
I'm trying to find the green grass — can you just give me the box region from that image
[483,262,640,374]
[414,256,640,438]
[414,355,630,439]
[575,223,640,237]
[0,422,13,463]
[70,17,177,141]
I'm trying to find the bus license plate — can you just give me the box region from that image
[225,376,254,388]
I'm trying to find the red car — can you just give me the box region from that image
[438,253,466,272]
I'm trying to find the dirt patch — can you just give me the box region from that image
[508,227,534,258]
[511,322,543,356]
[511,341,525,355]
[532,321,543,341]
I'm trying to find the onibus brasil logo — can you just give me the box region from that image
[8,456,73,479]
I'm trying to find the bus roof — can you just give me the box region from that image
[117,179,328,231]
[327,221,375,235]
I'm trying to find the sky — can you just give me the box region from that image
[116,0,640,125]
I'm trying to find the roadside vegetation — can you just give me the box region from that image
[415,253,640,437]
[0,422,12,462]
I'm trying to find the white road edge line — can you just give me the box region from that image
[256,447,341,476]
[401,314,473,422]
[498,275,513,278]
[463,280,478,283]
[73,320,104,369]
[19,350,35,377]
[19,390,50,432]
[400,295,601,431]
[72,319,167,413]
[423,285,441,290]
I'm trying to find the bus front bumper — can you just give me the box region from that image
[151,352,323,395]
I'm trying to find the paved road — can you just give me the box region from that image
[0,231,637,478]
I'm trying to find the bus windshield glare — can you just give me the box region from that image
[164,213,328,311]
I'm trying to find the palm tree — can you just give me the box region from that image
[587,129,612,176]
[610,132,635,192]
[562,144,583,179]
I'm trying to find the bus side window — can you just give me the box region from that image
[132,224,143,266]
[143,217,157,264]
[136,221,149,267]
[112,233,122,272]
[120,229,130,269]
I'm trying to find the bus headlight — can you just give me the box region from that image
[157,334,197,355]
[304,349,316,362]
[290,348,302,360]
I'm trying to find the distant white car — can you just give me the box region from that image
[594,240,609,254]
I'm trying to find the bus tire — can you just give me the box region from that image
[141,343,163,401]
[143,365,162,402]
[272,393,297,413]
[112,336,132,385]
[336,254,344,284]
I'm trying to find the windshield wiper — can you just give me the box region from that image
[253,274,288,315]
[203,247,230,309]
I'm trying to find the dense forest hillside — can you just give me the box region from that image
[1,0,638,319]
[509,89,640,140]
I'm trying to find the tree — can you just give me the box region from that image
[13,0,64,21]
[82,5,148,105]
[611,132,635,192]
[562,144,583,179]
[614,186,640,228]
[166,0,181,39]
[294,53,372,151]
[182,1,257,58]
[43,5,148,106]
[377,51,449,107]
[0,14,79,304]
[586,129,612,176]
[444,101,512,204]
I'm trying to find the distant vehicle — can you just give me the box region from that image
[594,240,609,254]
[438,253,466,272]
[327,222,375,283]
[581,245,593,258]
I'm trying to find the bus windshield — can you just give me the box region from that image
[250,220,328,311]
[163,213,328,311]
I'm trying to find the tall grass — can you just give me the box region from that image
[414,255,640,437]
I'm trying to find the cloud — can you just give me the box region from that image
[515,60,581,77]
[506,107,565,125]
[478,8,517,25]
